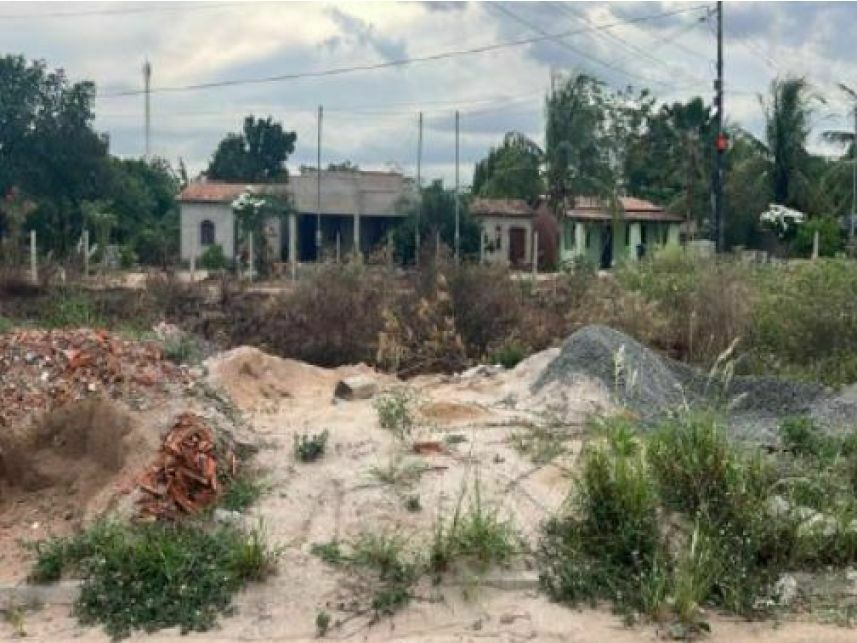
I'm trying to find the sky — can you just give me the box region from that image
[2,0,856,186]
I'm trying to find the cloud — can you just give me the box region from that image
[323,7,408,62]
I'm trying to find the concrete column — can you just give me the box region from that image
[479,228,485,264]
[247,232,254,280]
[189,231,196,282]
[667,223,680,246]
[289,212,297,279]
[353,212,361,260]
[30,230,37,284]
[574,221,586,257]
[629,222,642,261]
[532,230,539,278]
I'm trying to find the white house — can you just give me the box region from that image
[178,168,417,264]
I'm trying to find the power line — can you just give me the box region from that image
[98,4,709,99]
[489,3,701,92]
[0,1,242,21]
[550,3,711,86]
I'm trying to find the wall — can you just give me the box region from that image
[180,202,235,261]
[478,216,533,265]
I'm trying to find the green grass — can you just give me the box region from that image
[368,457,429,488]
[0,316,13,333]
[373,388,416,441]
[294,430,329,463]
[539,411,857,633]
[220,474,268,512]
[161,333,205,365]
[30,520,278,638]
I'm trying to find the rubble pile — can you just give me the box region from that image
[0,329,186,429]
[137,413,234,520]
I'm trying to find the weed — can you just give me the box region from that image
[373,388,416,440]
[443,433,468,446]
[0,316,13,333]
[510,410,574,464]
[161,333,205,365]
[294,430,329,462]
[315,609,331,637]
[490,341,526,369]
[311,540,344,565]
[404,494,422,512]
[220,475,267,512]
[41,289,104,328]
[368,457,429,488]
[430,474,518,573]
[30,520,278,638]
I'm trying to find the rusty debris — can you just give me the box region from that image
[0,328,186,429]
[137,413,232,520]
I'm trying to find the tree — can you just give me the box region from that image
[761,76,819,209]
[393,180,480,262]
[821,83,857,154]
[0,55,110,255]
[206,116,297,183]
[472,132,544,202]
[327,161,360,172]
[231,190,292,274]
[545,74,613,207]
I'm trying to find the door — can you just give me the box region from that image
[509,227,526,266]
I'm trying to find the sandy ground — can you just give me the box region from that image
[6,347,857,642]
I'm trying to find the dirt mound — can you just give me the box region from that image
[419,401,488,422]
[206,346,337,411]
[0,328,187,430]
[534,325,684,418]
[532,325,849,442]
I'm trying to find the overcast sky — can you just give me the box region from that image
[2,1,856,185]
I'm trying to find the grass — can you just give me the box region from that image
[161,333,205,365]
[220,474,268,512]
[373,388,416,441]
[539,410,857,634]
[30,520,278,638]
[510,409,576,464]
[368,457,430,488]
[294,430,329,463]
[0,316,13,333]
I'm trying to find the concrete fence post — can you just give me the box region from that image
[532,230,539,279]
[812,230,820,261]
[480,230,485,264]
[435,230,440,261]
[83,229,89,278]
[247,232,255,280]
[189,231,196,283]
[336,231,341,264]
[29,230,37,284]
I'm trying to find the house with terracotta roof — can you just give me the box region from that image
[178,168,417,265]
[469,197,538,266]
[559,196,683,268]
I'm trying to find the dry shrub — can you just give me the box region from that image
[377,270,467,375]
[231,263,395,366]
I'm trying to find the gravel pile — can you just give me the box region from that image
[533,325,855,443]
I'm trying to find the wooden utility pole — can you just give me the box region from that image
[143,60,151,159]
[416,112,423,264]
[316,105,323,261]
[713,1,725,252]
[454,110,460,262]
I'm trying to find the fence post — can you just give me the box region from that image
[83,229,90,278]
[336,231,341,264]
[812,230,820,261]
[248,232,255,280]
[480,230,485,264]
[30,230,37,284]
[435,230,440,261]
[532,230,539,279]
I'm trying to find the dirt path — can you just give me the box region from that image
[9,347,857,641]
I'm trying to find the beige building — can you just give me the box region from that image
[178,168,417,264]
[470,198,537,266]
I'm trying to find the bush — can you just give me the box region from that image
[294,430,329,462]
[31,521,277,638]
[199,244,227,271]
[750,259,857,385]
[373,388,416,440]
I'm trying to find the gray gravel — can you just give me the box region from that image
[533,325,856,444]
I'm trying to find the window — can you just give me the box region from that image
[200,220,216,246]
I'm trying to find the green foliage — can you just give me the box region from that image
[315,610,331,637]
[472,131,544,202]
[373,388,416,440]
[750,259,857,385]
[206,115,297,183]
[368,457,429,488]
[429,475,518,573]
[161,333,205,365]
[404,494,422,512]
[199,244,227,271]
[0,316,13,333]
[41,289,104,328]
[30,521,277,638]
[220,474,267,512]
[489,341,526,369]
[310,540,344,565]
[793,216,844,257]
[293,430,329,463]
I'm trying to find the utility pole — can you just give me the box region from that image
[416,112,423,264]
[454,110,460,262]
[143,59,151,159]
[851,105,856,241]
[713,1,725,253]
[316,105,323,261]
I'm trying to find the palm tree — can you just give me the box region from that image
[760,76,819,209]
[821,83,857,239]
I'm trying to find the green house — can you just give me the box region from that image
[559,196,683,268]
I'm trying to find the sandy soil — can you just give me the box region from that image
[7,347,857,642]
